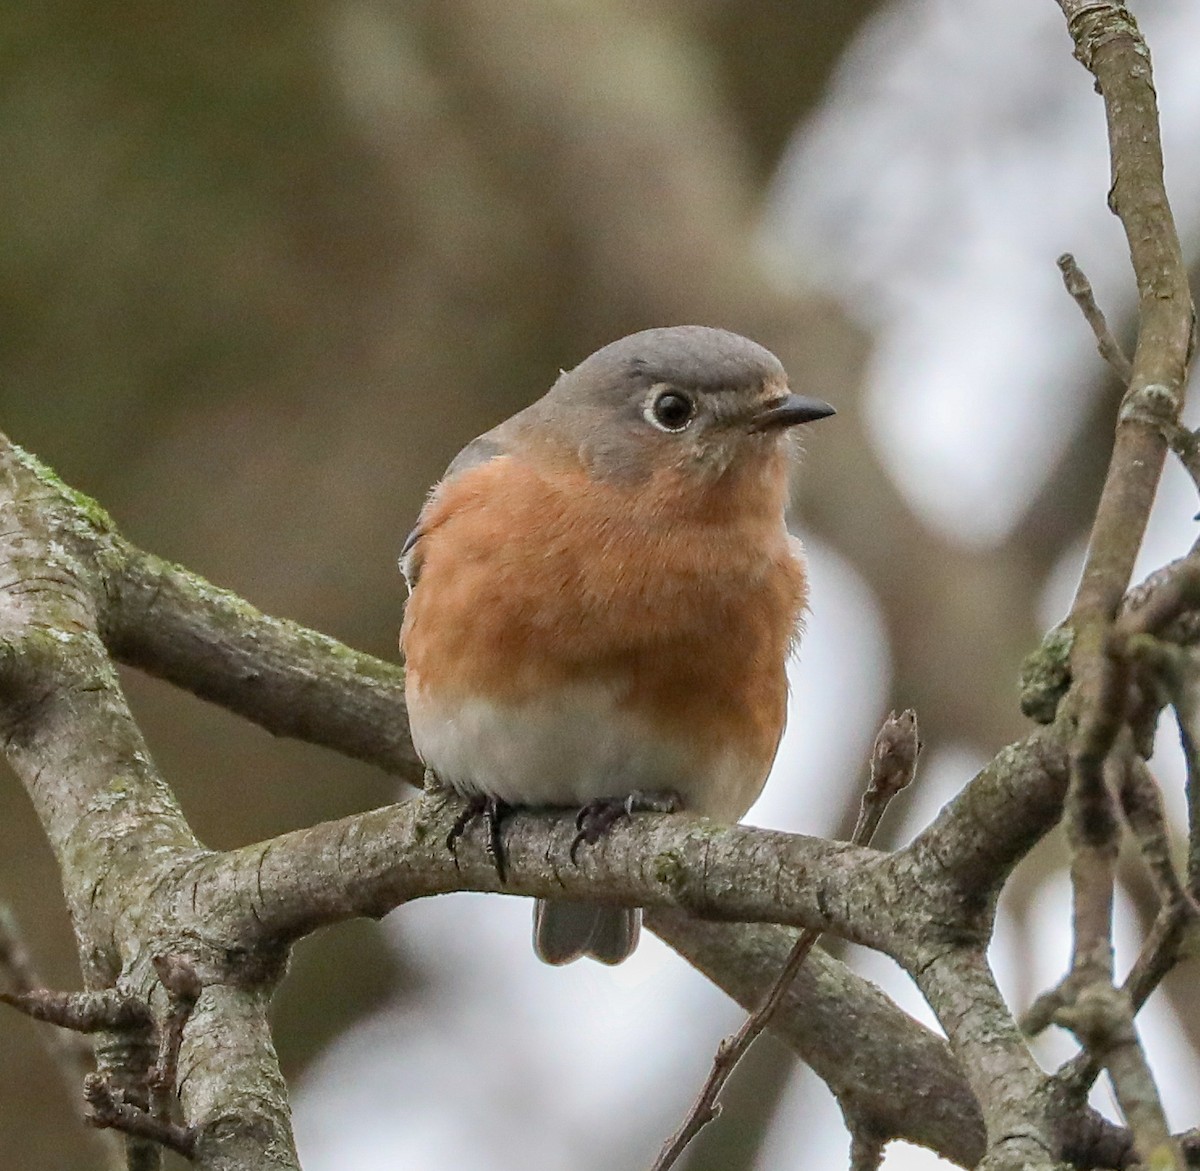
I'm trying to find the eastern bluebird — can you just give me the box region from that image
[400,326,833,965]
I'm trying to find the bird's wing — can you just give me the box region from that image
[399,426,513,591]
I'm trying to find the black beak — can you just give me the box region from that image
[750,393,836,432]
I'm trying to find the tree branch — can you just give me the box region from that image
[0,902,96,1076]
[1059,0,1192,630]
[0,442,301,1171]
[916,945,1061,1169]
[103,544,422,782]
[1058,251,1134,385]
[0,427,1117,1170]
[1033,5,1196,1166]
[84,1073,197,1159]
[185,795,895,949]
[648,912,987,1165]
[651,711,919,1171]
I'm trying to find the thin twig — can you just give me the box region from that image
[1058,896,1198,1098]
[1117,754,1192,910]
[1059,0,1193,672]
[1025,721,1198,1033]
[148,954,202,1122]
[1067,653,1125,984]
[0,986,153,1034]
[1166,424,1200,503]
[1117,559,1200,642]
[84,1073,197,1159]
[1053,755,1200,1097]
[1053,984,1181,1170]
[1171,649,1200,896]
[0,904,97,1067]
[0,902,44,995]
[0,900,104,1139]
[650,711,920,1171]
[1122,630,1200,895]
[1058,253,1133,384]
[1119,562,1200,753]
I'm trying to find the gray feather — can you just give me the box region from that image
[533,899,640,966]
[399,427,515,590]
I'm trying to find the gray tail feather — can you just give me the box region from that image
[533,900,640,965]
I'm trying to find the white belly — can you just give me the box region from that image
[406,679,758,818]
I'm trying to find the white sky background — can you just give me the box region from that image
[294,2,1200,1168]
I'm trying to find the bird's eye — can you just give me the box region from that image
[646,390,696,432]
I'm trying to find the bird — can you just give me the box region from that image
[400,325,834,965]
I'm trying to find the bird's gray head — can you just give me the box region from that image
[535,326,834,484]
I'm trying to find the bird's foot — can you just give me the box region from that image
[570,790,682,864]
[446,794,513,884]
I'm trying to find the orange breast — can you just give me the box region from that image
[402,451,808,791]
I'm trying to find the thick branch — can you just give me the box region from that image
[104,545,421,782]
[898,725,1071,913]
[184,795,897,951]
[914,946,1058,1169]
[0,441,301,1171]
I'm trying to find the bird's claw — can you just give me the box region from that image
[569,790,682,864]
[446,795,513,884]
